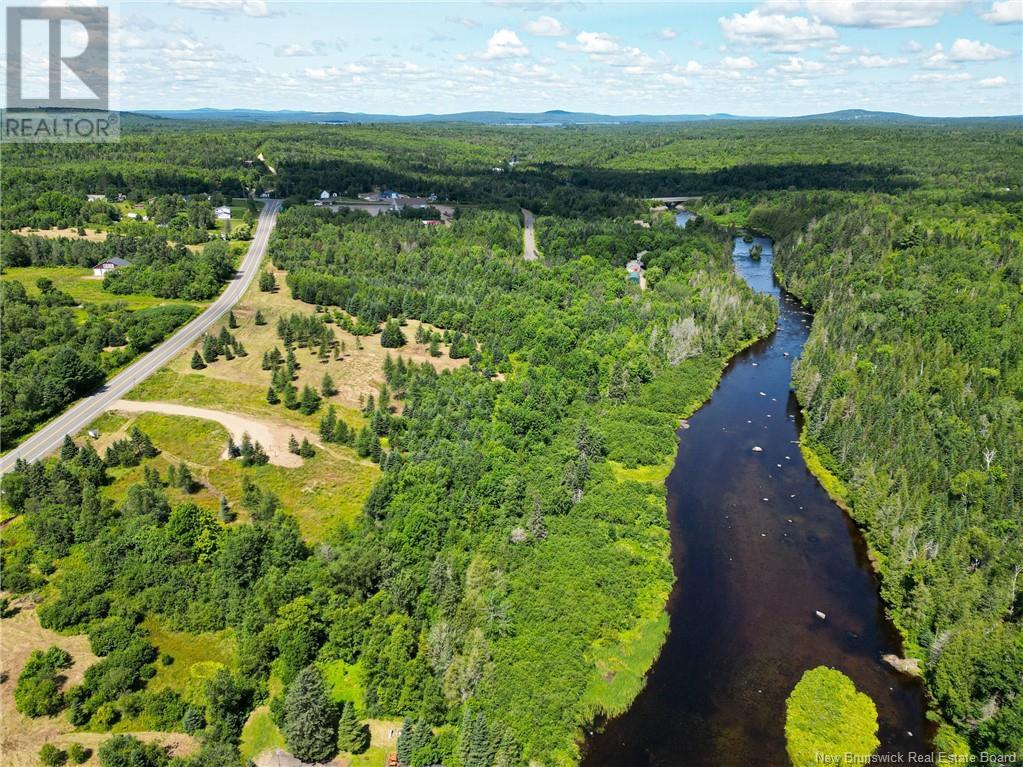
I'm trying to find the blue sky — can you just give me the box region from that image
[7,1,1023,115]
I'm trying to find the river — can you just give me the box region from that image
[580,236,930,766]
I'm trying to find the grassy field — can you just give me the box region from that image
[130,261,469,418]
[0,266,203,311]
[145,619,238,705]
[85,410,377,542]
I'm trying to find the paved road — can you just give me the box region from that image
[0,199,282,473]
[522,208,538,261]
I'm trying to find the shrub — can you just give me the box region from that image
[785,666,879,766]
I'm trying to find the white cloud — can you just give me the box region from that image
[948,38,1011,60]
[524,16,568,37]
[274,42,324,57]
[829,44,854,54]
[175,0,270,17]
[980,75,1009,86]
[721,55,758,70]
[981,0,1023,23]
[573,31,619,54]
[911,71,972,81]
[904,39,923,52]
[788,77,810,87]
[856,54,906,67]
[304,63,368,81]
[805,0,963,28]
[719,10,838,50]
[660,27,678,40]
[920,43,953,68]
[677,59,704,73]
[483,29,529,59]
[774,56,824,72]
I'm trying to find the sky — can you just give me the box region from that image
[3,0,1022,116]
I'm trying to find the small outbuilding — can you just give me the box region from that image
[214,205,232,220]
[93,257,131,277]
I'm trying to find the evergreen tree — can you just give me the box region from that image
[336,702,370,754]
[254,309,266,326]
[228,310,238,329]
[60,435,78,462]
[368,434,383,464]
[282,665,338,764]
[283,384,299,410]
[380,318,407,348]
[320,406,337,442]
[266,386,280,405]
[288,434,300,455]
[202,335,219,364]
[259,271,276,292]
[396,718,415,766]
[73,481,102,542]
[129,426,158,458]
[218,495,233,523]
[428,337,440,358]
[607,361,630,403]
[355,426,375,458]
[191,351,206,370]
[177,463,195,493]
[333,419,350,445]
[321,372,336,397]
[286,348,298,377]
[299,384,321,415]
[299,438,315,459]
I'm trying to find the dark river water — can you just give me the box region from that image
[581,238,930,766]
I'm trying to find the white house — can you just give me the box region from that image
[93,257,130,277]
[320,190,331,200]
[214,206,232,220]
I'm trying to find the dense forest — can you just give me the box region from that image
[2,119,1021,763]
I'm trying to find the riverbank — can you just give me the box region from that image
[582,237,930,766]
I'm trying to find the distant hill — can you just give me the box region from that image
[136,107,1021,126]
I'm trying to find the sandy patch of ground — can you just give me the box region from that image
[109,400,316,468]
[14,227,108,242]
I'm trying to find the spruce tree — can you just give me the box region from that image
[320,372,336,397]
[380,318,407,348]
[191,351,206,369]
[177,463,194,493]
[299,384,321,415]
[299,438,315,459]
[60,435,79,462]
[333,419,350,445]
[396,718,415,766]
[282,665,338,764]
[288,434,300,455]
[320,406,337,442]
[228,310,238,329]
[202,335,219,364]
[218,495,233,523]
[266,386,280,405]
[283,384,299,410]
[254,309,266,326]
[336,702,369,754]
